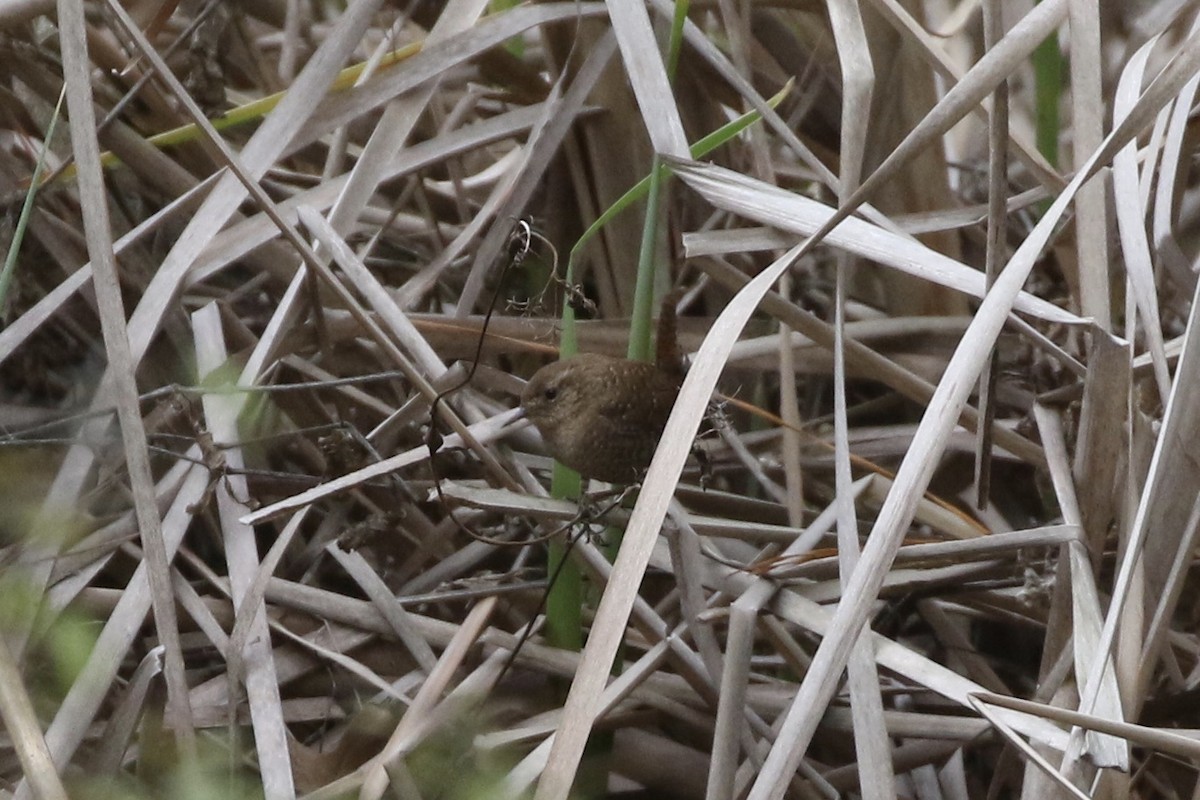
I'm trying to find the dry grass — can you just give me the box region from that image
[0,1,1199,798]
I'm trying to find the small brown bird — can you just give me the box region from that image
[520,352,681,483]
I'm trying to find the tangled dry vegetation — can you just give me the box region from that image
[3,0,1200,798]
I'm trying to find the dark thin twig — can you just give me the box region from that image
[492,521,589,689]
[425,220,567,548]
[0,371,414,443]
[30,0,226,192]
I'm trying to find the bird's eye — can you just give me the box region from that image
[543,386,558,401]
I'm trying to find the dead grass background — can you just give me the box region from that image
[0,0,1199,798]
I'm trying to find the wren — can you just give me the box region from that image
[521,352,682,483]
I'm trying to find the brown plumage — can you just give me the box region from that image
[520,352,681,483]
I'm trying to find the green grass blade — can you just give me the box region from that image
[0,87,66,311]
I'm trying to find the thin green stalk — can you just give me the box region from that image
[665,0,690,80]
[566,80,791,281]
[542,16,786,656]
[545,254,583,651]
[615,0,695,554]
[625,153,667,364]
[1033,4,1061,167]
[0,88,65,311]
[545,464,583,650]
